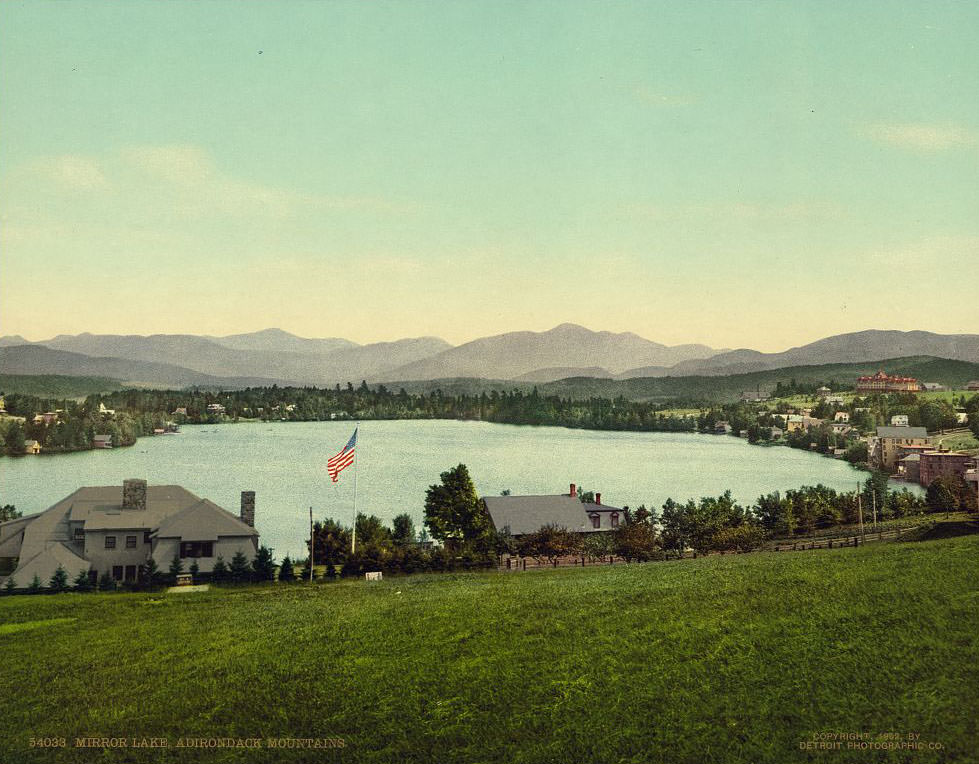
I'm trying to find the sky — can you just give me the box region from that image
[1,0,977,352]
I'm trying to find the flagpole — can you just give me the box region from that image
[352,422,360,555]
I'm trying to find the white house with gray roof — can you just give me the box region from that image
[0,479,258,589]
[483,484,624,536]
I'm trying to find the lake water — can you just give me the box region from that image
[0,420,910,558]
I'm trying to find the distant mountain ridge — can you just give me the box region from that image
[0,325,976,390]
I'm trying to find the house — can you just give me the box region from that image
[0,480,259,589]
[769,426,784,439]
[24,440,41,455]
[890,415,909,427]
[816,386,831,397]
[739,390,769,403]
[32,412,59,425]
[483,484,624,537]
[98,402,115,416]
[93,434,113,449]
[871,426,930,472]
[172,407,188,416]
[714,421,732,435]
[918,451,977,487]
[206,403,226,415]
[824,395,845,405]
[856,371,921,394]
[834,411,850,423]
[830,422,852,436]
[955,410,969,425]
[921,382,946,392]
[967,381,979,392]
[897,454,921,483]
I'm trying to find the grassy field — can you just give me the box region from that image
[932,430,979,453]
[1,535,977,763]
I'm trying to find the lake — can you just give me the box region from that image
[0,420,910,558]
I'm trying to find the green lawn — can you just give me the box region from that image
[1,535,977,763]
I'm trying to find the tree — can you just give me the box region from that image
[28,574,43,593]
[229,550,252,583]
[926,477,959,514]
[0,504,21,522]
[4,422,26,456]
[252,546,276,582]
[310,518,351,566]
[169,553,184,583]
[392,513,416,546]
[613,523,660,562]
[49,566,69,593]
[211,556,228,584]
[73,569,93,592]
[423,464,489,549]
[4,577,16,594]
[711,524,766,552]
[143,557,163,588]
[278,555,295,582]
[98,572,117,591]
[189,560,200,581]
[516,525,582,564]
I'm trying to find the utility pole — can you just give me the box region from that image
[857,483,865,543]
[872,488,877,531]
[309,506,314,583]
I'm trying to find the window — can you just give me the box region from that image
[610,513,619,528]
[105,536,116,549]
[73,527,84,541]
[179,541,215,559]
[126,535,137,549]
[112,565,123,580]
[125,565,136,581]
[590,514,600,529]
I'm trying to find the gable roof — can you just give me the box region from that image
[155,499,258,540]
[876,426,928,439]
[483,495,622,536]
[9,543,89,588]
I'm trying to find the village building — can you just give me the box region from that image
[834,411,850,423]
[890,414,909,427]
[98,402,115,416]
[918,452,977,487]
[871,426,931,472]
[816,386,831,397]
[897,453,921,484]
[856,371,922,394]
[24,440,41,455]
[93,434,113,449]
[483,484,624,537]
[739,390,769,403]
[921,382,946,392]
[714,421,733,435]
[824,395,845,405]
[967,381,979,392]
[0,480,258,589]
[206,403,226,415]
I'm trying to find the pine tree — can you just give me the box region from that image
[251,546,276,582]
[189,560,200,582]
[28,574,43,593]
[229,550,251,583]
[143,557,162,588]
[49,566,69,593]
[211,556,228,584]
[3,577,16,594]
[278,555,295,582]
[169,553,184,583]
[98,572,116,591]
[73,569,93,592]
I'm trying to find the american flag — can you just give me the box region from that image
[327,428,357,482]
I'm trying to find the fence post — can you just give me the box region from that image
[522,559,526,571]
[828,540,833,549]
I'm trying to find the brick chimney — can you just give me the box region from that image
[122,479,147,510]
[240,491,255,528]
[595,492,601,505]
[570,483,576,498]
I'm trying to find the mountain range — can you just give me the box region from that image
[0,325,977,390]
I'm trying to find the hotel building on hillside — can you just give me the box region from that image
[856,370,922,394]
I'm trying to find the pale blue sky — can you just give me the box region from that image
[1,1,977,350]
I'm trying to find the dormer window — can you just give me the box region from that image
[610,513,619,528]
[589,514,600,529]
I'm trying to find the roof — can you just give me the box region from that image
[9,543,89,588]
[876,426,928,439]
[483,495,622,536]
[155,499,258,540]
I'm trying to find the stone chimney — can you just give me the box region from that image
[240,491,255,528]
[570,483,576,498]
[122,479,147,510]
[595,492,601,505]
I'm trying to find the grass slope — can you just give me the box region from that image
[1,536,977,763]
